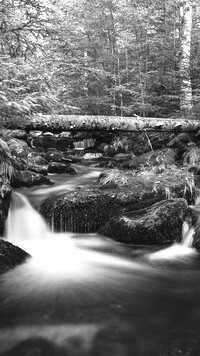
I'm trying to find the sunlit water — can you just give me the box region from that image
[1,169,200,356]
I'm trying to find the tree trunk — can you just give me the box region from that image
[179,0,193,115]
[12,114,200,132]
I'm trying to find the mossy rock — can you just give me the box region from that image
[100,198,188,244]
[98,167,194,196]
[40,168,194,234]
[0,238,30,274]
[7,138,30,159]
[127,148,177,170]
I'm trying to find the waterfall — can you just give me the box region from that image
[5,191,135,281]
[181,220,195,248]
[148,220,196,261]
[5,192,50,241]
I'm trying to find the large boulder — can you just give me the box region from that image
[100,199,188,244]
[7,138,30,159]
[11,170,54,188]
[0,238,30,274]
[40,168,194,235]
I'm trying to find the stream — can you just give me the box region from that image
[0,166,200,356]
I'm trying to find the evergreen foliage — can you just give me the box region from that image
[0,0,199,119]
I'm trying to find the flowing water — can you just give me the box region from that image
[1,167,200,356]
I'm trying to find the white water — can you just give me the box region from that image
[5,192,140,285]
[5,192,50,241]
[149,211,196,262]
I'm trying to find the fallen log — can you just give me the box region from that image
[5,115,200,132]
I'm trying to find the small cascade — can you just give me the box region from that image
[149,220,196,261]
[181,220,195,248]
[149,195,200,261]
[74,139,95,150]
[55,211,100,234]
[6,192,50,241]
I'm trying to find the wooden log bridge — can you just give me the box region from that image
[20,115,200,133]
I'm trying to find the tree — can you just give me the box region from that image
[179,0,193,115]
[0,0,58,119]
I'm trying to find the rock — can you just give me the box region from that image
[183,146,200,166]
[167,133,194,160]
[0,183,12,232]
[42,132,54,136]
[127,132,172,155]
[27,153,49,166]
[29,130,43,137]
[7,138,29,159]
[31,135,74,150]
[59,131,71,138]
[113,153,133,162]
[0,128,27,141]
[10,156,27,171]
[127,148,177,170]
[30,135,57,149]
[81,152,104,165]
[168,133,191,148]
[83,153,103,160]
[44,150,73,163]
[27,164,48,176]
[40,168,193,234]
[0,238,30,274]
[11,170,54,188]
[95,148,176,170]
[100,199,188,244]
[40,189,120,233]
[56,137,74,151]
[98,167,193,195]
[97,143,117,156]
[0,138,12,160]
[48,162,76,174]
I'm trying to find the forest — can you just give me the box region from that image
[0,0,199,120]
